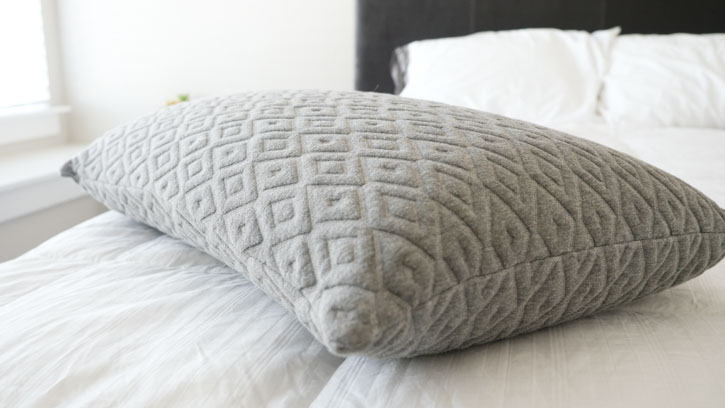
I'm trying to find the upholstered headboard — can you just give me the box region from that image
[355,0,725,93]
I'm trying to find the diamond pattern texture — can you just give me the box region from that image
[63,90,725,358]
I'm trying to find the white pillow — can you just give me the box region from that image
[600,33,725,128]
[399,27,620,125]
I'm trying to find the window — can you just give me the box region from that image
[0,0,51,110]
[0,0,68,146]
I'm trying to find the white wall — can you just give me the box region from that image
[56,0,356,142]
[0,196,106,261]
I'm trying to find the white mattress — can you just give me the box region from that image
[1,125,724,407]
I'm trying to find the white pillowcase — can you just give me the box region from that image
[400,27,620,125]
[600,33,725,128]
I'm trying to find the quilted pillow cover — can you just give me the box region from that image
[62,90,725,358]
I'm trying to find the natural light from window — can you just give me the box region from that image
[0,0,50,110]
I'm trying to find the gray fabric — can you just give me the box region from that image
[63,90,725,358]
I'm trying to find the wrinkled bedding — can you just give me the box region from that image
[1,125,724,407]
[0,216,342,407]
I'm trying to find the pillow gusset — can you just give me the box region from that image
[63,90,725,358]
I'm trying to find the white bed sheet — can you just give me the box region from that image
[0,216,343,407]
[1,124,724,408]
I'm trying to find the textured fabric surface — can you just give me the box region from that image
[308,124,725,408]
[62,90,725,358]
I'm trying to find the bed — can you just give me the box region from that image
[2,1,725,407]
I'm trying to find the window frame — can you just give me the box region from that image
[0,0,70,148]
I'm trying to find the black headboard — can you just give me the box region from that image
[356,0,725,93]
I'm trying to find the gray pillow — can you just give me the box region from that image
[62,90,725,358]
